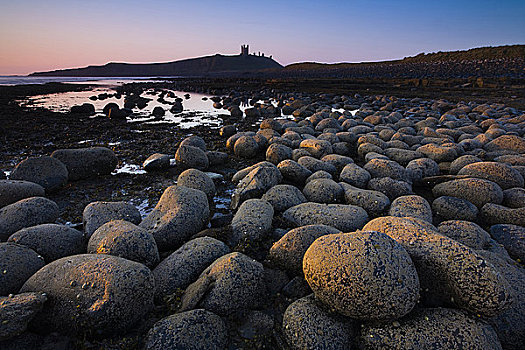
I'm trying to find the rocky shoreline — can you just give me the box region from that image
[1,80,524,349]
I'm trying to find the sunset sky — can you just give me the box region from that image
[1,0,524,75]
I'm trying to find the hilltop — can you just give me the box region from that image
[30,53,283,77]
[284,45,525,79]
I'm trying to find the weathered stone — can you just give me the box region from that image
[339,163,371,188]
[180,252,265,315]
[234,136,260,159]
[490,224,525,262]
[231,199,273,245]
[0,197,59,241]
[0,243,45,296]
[0,292,47,341]
[437,220,492,250]
[175,145,209,170]
[432,196,479,221]
[368,177,414,200]
[144,309,227,350]
[177,168,216,200]
[282,294,355,350]
[266,143,292,165]
[83,201,141,239]
[458,161,524,190]
[303,232,419,321]
[283,202,368,232]
[389,195,432,222]
[20,254,155,336]
[8,224,84,262]
[140,186,209,251]
[433,178,503,208]
[303,178,344,204]
[51,147,117,180]
[143,153,170,172]
[363,216,513,317]
[269,224,341,274]
[0,180,45,209]
[481,203,525,227]
[261,184,307,212]
[153,237,230,301]
[360,308,502,350]
[88,220,159,268]
[231,164,282,210]
[10,156,68,192]
[339,182,390,217]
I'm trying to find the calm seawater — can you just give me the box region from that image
[0,76,168,86]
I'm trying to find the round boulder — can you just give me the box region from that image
[20,254,155,336]
[388,195,432,223]
[303,232,419,321]
[262,184,307,213]
[0,197,59,241]
[144,309,227,350]
[303,179,344,204]
[153,237,230,301]
[458,161,524,190]
[432,196,479,222]
[10,156,68,192]
[0,243,45,296]
[180,252,265,315]
[283,202,368,232]
[87,220,159,268]
[283,294,355,350]
[269,224,341,274]
[175,145,209,170]
[0,180,45,208]
[143,153,170,172]
[177,168,216,200]
[360,308,502,349]
[83,201,142,239]
[51,147,117,180]
[8,224,84,262]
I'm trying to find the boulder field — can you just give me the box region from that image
[1,89,524,349]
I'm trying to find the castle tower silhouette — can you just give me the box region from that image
[241,44,249,56]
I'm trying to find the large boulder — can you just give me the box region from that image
[0,197,59,241]
[481,203,525,227]
[490,224,525,262]
[363,216,513,317]
[478,250,525,350]
[269,224,341,274]
[388,195,432,223]
[360,308,502,349]
[0,180,45,208]
[282,294,356,350]
[51,147,117,180]
[339,182,390,217]
[180,252,265,315]
[20,254,155,336]
[8,224,84,262]
[484,135,525,153]
[10,156,68,192]
[303,232,419,321]
[0,292,47,341]
[82,201,141,239]
[437,220,492,250]
[458,161,524,190]
[303,178,344,204]
[143,153,171,172]
[87,220,159,268]
[432,196,479,222]
[283,202,368,232]
[230,163,282,210]
[153,237,230,301]
[277,159,312,185]
[144,309,227,350]
[140,186,209,251]
[261,184,307,213]
[177,168,216,200]
[175,145,209,170]
[231,199,274,245]
[0,243,45,296]
[339,163,371,188]
[433,178,503,208]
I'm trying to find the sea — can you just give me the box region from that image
[0,76,166,86]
